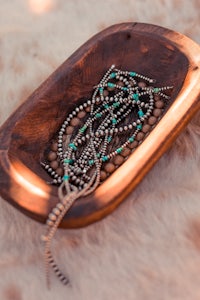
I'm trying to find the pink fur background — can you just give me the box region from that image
[0,0,200,299]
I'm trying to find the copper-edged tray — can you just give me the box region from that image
[0,23,200,228]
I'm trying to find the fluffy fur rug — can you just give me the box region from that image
[0,1,200,299]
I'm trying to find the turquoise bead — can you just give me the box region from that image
[63,175,70,181]
[153,88,160,93]
[129,137,134,143]
[138,110,144,117]
[89,160,94,165]
[104,104,109,109]
[116,147,123,154]
[107,82,115,88]
[107,136,112,143]
[110,72,116,78]
[99,87,104,94]
[69,143,77,150]
[130,72,136,77]
[132,93,139,101]
[122,87,128,91]
[64,158,74,165]
[95,113,102,118]
[137,124,142,130]
[113,102,120,108]
[112,118,117,124]
[102,156,109,162]
[79,125,87,133]
[97,153,101,158]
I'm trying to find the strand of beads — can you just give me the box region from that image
[41,65,173,286]
[43,66,173,185]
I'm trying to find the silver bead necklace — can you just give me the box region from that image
[41,65,173,287]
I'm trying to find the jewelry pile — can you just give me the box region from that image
[41,65,173,286]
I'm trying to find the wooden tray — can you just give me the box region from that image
[0,23,200,228]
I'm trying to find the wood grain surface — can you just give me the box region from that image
[0,22,199,228]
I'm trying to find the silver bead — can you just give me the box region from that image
[49,213,57,221]
[53,208,61,216]
[57,203,64,210]
[46,219,54,226]
[40,235,48,242]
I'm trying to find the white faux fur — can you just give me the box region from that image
[0,1,200,299]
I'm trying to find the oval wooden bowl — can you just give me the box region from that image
[0,23,200,228]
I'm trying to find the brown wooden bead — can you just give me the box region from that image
[51,142,58,151]
[62,134,67,142]
[66,126,74,135]
[154,94,160,101]
[77,111,86,118]
[56,167,64,177]
[142,124,151,133]
[121,148,131,157]
[100,170,107,181]
[103,89,109,97]
[153,108,162,117]
[50,160,59,170]
[85,106,91,112]
[104,163,115,173]
[47,151,57,161]
[116,81,124,87]
[113,155,124,165]
[128,140,138,149]
[70,118,80,126]
[107,85,115,92]
[129,81,134,87]
[136,132,145,141]
[148,116,157,125]
[138,81,146,88]
[155,100,164,108]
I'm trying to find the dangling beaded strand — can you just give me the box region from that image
[41,65,173,287]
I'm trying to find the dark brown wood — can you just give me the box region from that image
[0,23,200,228]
